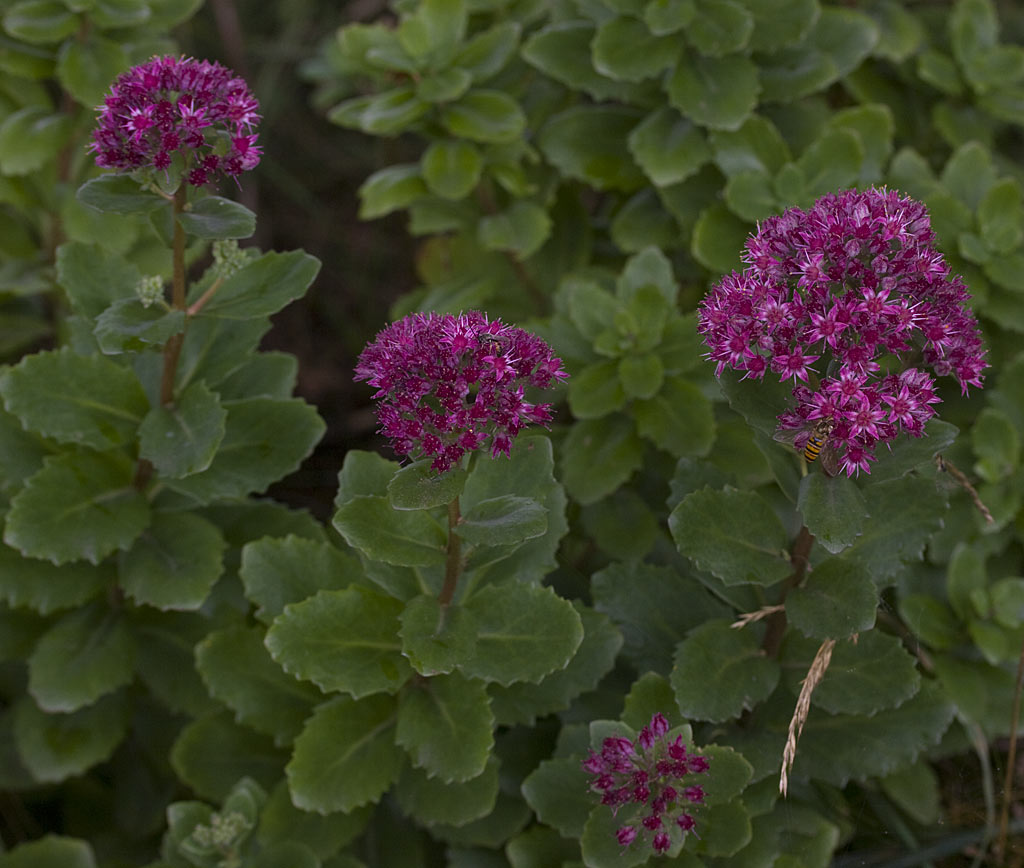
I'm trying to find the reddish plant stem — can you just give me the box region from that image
[439,497,462,607]
[762,525,815,658]
[159,187,188,407]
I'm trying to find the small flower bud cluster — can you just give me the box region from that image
[582,713,709,856]
[90,55,261,187]
[697,188,987,476]
[189,810,247,850]
[135,275,165,308]
[211,239,249,278]
[355,311,568,473]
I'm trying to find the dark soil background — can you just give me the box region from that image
[180,0,419,520]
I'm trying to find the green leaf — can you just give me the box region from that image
[880,762,941,826]
[990,578,1024,628]
[619,353,664,400]
[196,250,320,320]
[972,407,1019,482]
[328,86,429,135]
[792,128,864,204]
[13,692,129,783]
[56,241,140,318]
[422,139,482,200]
[569,359,627,419]
[797,473,868,554]
[593,561,733,673]
[538,106,645,191]
[690,202,749,273]
[397,0,466,62]
[28,602,134,712]
[0,544,110,614]
[94,298,186,353]
[724,169,778,221]
[0,106,72,174]
[1,347,148,450]
[453,20,519,82]
[710,115,791,177]
[645,0,696,35]
[827,103,894,185]
[164,397,325,503]
[669,487,791,586]
[131,610,219,717]
[56,34,126,107]
[521,757,592,839]
[781,630,921,716]
[591,15,681,82]
[388,460,466,510]
[561,415,644,504]
[440,90,525,144]
[266,586,413,698]
[336,449,400,502]
[787,558,877,639]
[687,0,753,56]
[89,0,150,29]
[489,604,622,726]
[842,475,946,584]
[137,381,226,480]
[456,495,547,546]
[399,594,478,676]
[118,511,226,611]
[869,419,958,482]
[75,175,166,215]
[941,141,996,210]
[743,0,819,51]
[0,836,97,868]
[898,594,962,650]
[358,164,428,220]
[947,541,986,620]
[477,201,552,260]
[196,624,321,746]
[667,53,760,131]
[177,196,256,240]
[396,672,494,782]
[395,757,500,827]
[170,712,286,802]
[333,494,446,566]
[580,807,651,868]
[522,21,636,101]
[258,780,372,859]
[978,178,1023,254]
[459,583,583,686]
[618,246,679,306]
[5,451,150,565]
[700,801,752,857]
[633,377,714,457]
[287,694,401,813]
[671,620,780,721]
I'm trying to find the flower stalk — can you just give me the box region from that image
[439,497,462,607]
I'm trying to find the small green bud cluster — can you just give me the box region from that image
[189,809,248,854]
[135,275,165,308]
[212,239,249,278]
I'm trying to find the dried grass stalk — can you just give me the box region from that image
[780,637,837,796]
[731,604,785,629]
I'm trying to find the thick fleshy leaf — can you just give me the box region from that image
[170,711,286,802]
[456,495,547,546]
[521,756,592,839]
[359,164,428,219]
[333,494,446,566]
[632,377,714,457]
[522,21,636,101]
[196,624,321,746]
[440,90,525,143]
[0,106,73,174]
[266,586,413,698]
[131,609,219,717]
[538,106,645,191]
[478,201,552,259]
[287,694,401,813]
[561,415,644,504]
[422,139,482,200]
[399,594,478,676]
[195,250,321,320]
[744,0,819,51]
[591,16,681,82]
[240,535,361,624]
[13,692,129,783]
[667,53,760,131]
[489,604,622,726]
[396,671,494,782]
[0,836,97,868]
[177,196,256,240]
[459,583,583,686]
[671,620,780,721]
[797,473,868,554]
[592,561,733,673]
[387,460,466,511]
[327,86,429,135]
[56,34,126,107]
[691,202,749,273]
[137,381,227,479]
[118,511,226,610]
[1,347,147,450]
[4,451,151,565]
[258,781,372,858]
[94,298,186,353]
[669,487,791,586]
[0,543,110,614]
[164,397,325,503]
[569,359,627,419]
[628,107,710,187]
[56,241,140,318]
[75,175,166,215]
[28,602,134,712]
[781,630,920,716]
[394,757,499,827]
[786,558,877,639]
[687,0,753,56]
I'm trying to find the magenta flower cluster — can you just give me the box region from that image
[90,55,261,187]
[582,713,709,856]
[354,311,567,472]
[697,188,987,476]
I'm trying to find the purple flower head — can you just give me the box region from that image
[90,55,261,188]
[582,713,710,857]
[355,311,568,473]
[698,188,988,476]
